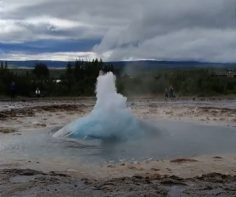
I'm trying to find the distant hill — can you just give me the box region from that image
[5,60,236,70]
[7,60,67,69]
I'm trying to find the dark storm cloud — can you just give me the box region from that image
[0,0,236,61]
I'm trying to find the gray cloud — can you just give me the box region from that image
[1,0,236,62]
[94,0,236,62]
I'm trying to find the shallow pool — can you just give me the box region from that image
[0,120,236,170]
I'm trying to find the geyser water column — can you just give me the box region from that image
[53,72,144,140]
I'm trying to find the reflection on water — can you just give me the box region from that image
[0,120,236,170]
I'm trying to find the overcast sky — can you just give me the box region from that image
[0,0,236,62]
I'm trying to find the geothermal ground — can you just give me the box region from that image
[0,98,236,196]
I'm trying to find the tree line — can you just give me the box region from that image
[0,59,114,97]
[119,69,236,97]
[0,59,235,98]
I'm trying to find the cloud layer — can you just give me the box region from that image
[0,0,236,62]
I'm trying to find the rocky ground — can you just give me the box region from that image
[0,98,236,196]
[0,169,235,196]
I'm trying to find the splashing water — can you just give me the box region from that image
[53,72,146,140]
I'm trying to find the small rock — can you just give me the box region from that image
[170,158,198,163]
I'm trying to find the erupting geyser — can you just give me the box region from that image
[53,72,146,140]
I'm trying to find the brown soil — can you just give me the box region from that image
[0,104,85,120]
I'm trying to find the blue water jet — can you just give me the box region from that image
[53,72,146,140]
